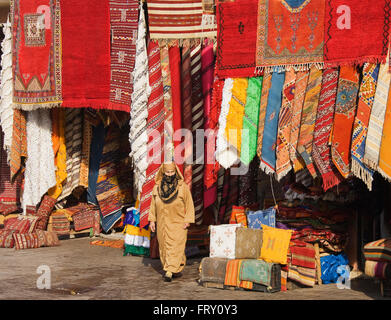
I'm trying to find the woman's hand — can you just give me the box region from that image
[150,221,156,233]
[183,223,190,230]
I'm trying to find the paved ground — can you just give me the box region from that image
[0,237,389,300]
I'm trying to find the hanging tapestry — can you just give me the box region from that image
[364,61,391,170]
[129,5,150,193]
[290,71,309,169]
[191,43,205,225]
[11,0,62,110]
[276,70,296,181]
[1,18,13,161]
[9,109,27,180]
[217,168,230,224]
[109,0,139,112]
[79,109,94,189]
[351,63,379,191]
[296,67,323,178]
[22,109,56,211]
[256,0,325,72]
[312,68,342,191]
[216,0,258,78]
[60,0,111,110]
[147,0,216,41]
[240,77,263,166]
[256,73,272,161]
[139,40,165,229]
[324,0,391,67]
[378,86,391,182]
[331,66,360,179]
[260,71,285,175]
[238,157,259,207]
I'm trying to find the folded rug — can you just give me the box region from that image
[288,264,316,287]
[363,238,391,263]
[235,227,263,259]
[365,260,391,279]
[199,257,229,284]
[246,207,276,230]
[256,0,324,72]
[12,0,62,110]
[209,224,241,259]
[239,259,281,288]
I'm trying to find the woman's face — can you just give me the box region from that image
[165,169,176,176]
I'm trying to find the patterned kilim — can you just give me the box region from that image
[191,43,205,225]
[260,71,285,175]
[139,40,165,229]
[215,0,258,78]
[351,63,379,190]
[312,68,342,191]
[276,70,296,181]
[256,73,272,161]
[96,124,133,232]
[256,0,325,72]
[109,0,139,112]
[288,264,316,287]
[364,61,391,170]
[331,66,360,178]
[11,0,62,110]
[58,109,82,201]
[324,0,391,67]
[296,67,323,178]
[378,83,391,182]
[9,109,27,180]
[147,0,216,40]
[240,77,263,166]
[290,71,310,170]
[129,4,150,193]
[239,259,274,287]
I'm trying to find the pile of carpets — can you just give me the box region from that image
[364,238,391,280]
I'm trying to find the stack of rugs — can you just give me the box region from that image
[363,239,391,281]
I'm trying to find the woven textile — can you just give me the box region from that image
[256,0,324,72]
[73,207,99,232]
[331,66,360,178]
[235,227,263,259]
[365,260,391,279]
[290,71,310,169]
[22,109,56,211]
[241,77,263,165]
[9,109,27,180]
[288,264,316,287]
[363,238,391,263]
[129,4,151,193]
[351,63,380,190]
[79,110,93,188]
[109,0,138,112]
[289,241,316,269]
[260,225,293,265]
[209,224,240,259]
[364,62,391,170]
[58,109,82,201]
[324,0,391,67]
[246,207,276,230]
[199,257,229,284]
[224,259,243,287]
[238,158,258,207]
[0,18,13,161]
[147,0,216,41]
[0,131,21,204]
[181,42,193,189]
[312,68,342,191]
[378,86,391,181]
[190,43,205,225]
[239,259,275,287]
[49,212,70,235]
[260,71,285,175]
[61,0,111,110]
[0,230,15,248]
[11,0,62,110]
[276,70,296,181]
[296,67,323,178]
[139,40,165,229]
[215,0,258,78]
[229,205,247,226]
[256,73,272,161]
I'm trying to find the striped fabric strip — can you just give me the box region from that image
[364,61,391,170]
[276,70,296,181]
[312,68,342,191]
[181,41,193,189]
[256,73,272,162]
[351,63,379,190]
[109,0,139,112]
[147,0,216,40]
[288,264,316,287]
[160,43,174,162]
[58,109,83,201]
[377,84,391,182]
[290,71,310,171]
[224,259,242,287]
[190,43,205,225]
[129,4,151,193]
[9,109,27,181]
[139,40,165,229]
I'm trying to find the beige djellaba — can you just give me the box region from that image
[148,163,195,274]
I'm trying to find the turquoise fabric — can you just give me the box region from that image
[239,259,274,286]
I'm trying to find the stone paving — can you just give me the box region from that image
[0,237,389,300]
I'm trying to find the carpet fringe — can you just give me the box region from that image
[377,166,391,184]
[13,102,61,111]
[260,160,276,176]
[351,158,373,191]
[255,62,324,74]
[151,37,217,47]
[322,171,342,192]
[362,156,379,171]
